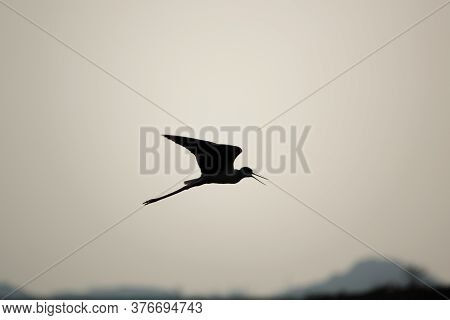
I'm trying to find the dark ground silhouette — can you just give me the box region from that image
[303,285,449,300]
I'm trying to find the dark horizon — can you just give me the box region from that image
[2,258,448,300]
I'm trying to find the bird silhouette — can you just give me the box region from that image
[143,134,267,205]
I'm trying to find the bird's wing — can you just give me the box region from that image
[163,135,242,175]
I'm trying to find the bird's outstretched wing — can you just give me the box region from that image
[163,135,242,175]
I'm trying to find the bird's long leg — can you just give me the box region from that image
[143,184,198,206]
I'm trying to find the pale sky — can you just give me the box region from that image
[0,0,449,296]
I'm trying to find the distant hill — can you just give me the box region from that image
[280,259,437,298]
[0,283,32,299]
[1,258,445,300]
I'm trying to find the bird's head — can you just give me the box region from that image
[240,167,268,185]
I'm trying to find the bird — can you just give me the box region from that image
[143,134,267,205]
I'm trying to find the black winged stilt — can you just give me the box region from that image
[143,135,267,205]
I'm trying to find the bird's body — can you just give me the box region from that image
[143,135,267,205]
[186,170,245,185]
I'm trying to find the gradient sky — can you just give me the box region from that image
[1,0,449,296]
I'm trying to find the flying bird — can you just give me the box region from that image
[143,135,267,205]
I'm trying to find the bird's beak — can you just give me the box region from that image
[252,176,266,185]
[253,173,268,180]
[252,173,268,185]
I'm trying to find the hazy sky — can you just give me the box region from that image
[1,0,449,296]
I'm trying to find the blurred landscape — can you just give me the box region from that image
[2,258,448,300]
